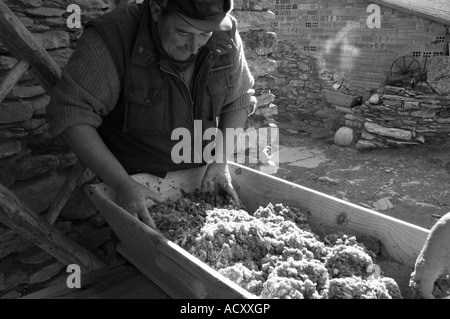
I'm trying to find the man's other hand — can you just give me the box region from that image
[200,162,240,205]
[115,179,164,230]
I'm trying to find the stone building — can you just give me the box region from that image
[272,0,449,90]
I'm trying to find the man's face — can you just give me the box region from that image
[157,12,213,61]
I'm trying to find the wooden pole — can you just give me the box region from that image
[0,0,89,252]
[46,161,88,225]
[0,0,61,92]
[0,59,29,103]
[0,183,104,272]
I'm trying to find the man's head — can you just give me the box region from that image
[150,0,233,61]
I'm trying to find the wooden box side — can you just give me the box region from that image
[229,162,429,270]
[85,166,257,299]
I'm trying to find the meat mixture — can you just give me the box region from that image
[149,190,404,299]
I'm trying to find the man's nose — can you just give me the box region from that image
[189,36,201,55]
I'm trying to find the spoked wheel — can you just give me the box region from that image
[390,56,421,75]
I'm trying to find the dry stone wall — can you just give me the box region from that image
[0,0,125,299]
[356,82,450,150]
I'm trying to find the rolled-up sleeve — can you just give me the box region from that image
[47,28,121,137]
[220,27,256,117]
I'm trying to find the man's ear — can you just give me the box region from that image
[149,0,162,22]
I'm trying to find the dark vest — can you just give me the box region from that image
[85,1,238,177]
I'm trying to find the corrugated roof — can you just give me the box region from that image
[369,0,450,25]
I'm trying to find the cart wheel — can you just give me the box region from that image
[390,56,421,75]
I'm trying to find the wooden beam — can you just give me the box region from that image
[21,262,171,299]
[46,161,87,225]
[0,0,61,92]
[0,182,105,272]
[0,59,29,103]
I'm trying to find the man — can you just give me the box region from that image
[47,0,256,229]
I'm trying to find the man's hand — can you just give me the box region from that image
[115,179,164,230]
[200,162,240,205]
[410,212,450,298]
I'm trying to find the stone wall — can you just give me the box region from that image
[328,56,450,149]
[0,0,119,299]
[264,40,345,134]
[0,0,279,298]
[356,84,450,150]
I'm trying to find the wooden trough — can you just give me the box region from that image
[81,162,430,299]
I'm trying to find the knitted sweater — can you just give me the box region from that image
[47,27,256,137]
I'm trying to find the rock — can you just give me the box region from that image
[33,31,70,50]
[5,270,28,289]
[0,101,34,124]
[255,90,275,107]
[6,0,43,8]
[356,139,383,150]
[0,273,5,290]
[0,164,15,187]
[21,118,46,130]
[32,122,50,135]
[318,176,340,185]
[0,128,28,139]
[244,30,277,56]
[403,101,420,109]
[410,110,436,118]
[56,151,78,168]
[386,139,421,148]
[0,141,21,159]
[288,79,305,87]
[48,48,74,68]
[60,185,98,220]
[364,122,412,141]
[28,261,65,285]
[11,171,66,214]
[247,54,277,77]
[76,226,112,252]
[368,94,380,104]
[0,55,17,71]
[6,85,46,99]
[373,197,394,211]
[15,155,60,180]
[258,161,279,175]
[15,247,53,265]
[427,56,450,95]
[334,127,354,146]
[254,103,278,117]
[89,213,107,227]
[24,7,64,18]
[0,228,34,260]
[332,82,342,90]
[378,86,406,95]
